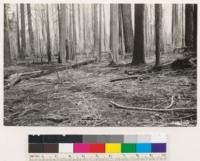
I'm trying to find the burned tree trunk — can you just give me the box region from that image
[185,4,194,48]
[132,4,145,65]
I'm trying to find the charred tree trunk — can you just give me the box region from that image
[185,4,194,48]
[121,4,134,53]
[4,4,12,66]
[27,4,35,57]
[132,4,145,65]
[193,4,197,53]
[155,4,162,67]
[20,4,26,59]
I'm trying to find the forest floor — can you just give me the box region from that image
[4,51,197,126]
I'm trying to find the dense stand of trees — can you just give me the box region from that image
[4,4,198,67]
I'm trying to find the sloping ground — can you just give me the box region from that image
[4,53,197,126]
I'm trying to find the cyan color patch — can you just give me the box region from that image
[136,143,152,153]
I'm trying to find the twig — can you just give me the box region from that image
[165,96,174,109]
[110,101,196,112]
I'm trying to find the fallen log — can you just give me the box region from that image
[110,75,150,82]
[110,101,196,113]
[5,58,97,89]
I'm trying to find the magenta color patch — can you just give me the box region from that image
[73,144,90,153]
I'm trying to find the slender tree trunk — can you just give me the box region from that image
[193,4,197,53]
[20,4,26,59]
[78,4,81,42]
[27,4,35,58]
[72,4,77,60]
[121,4,134,53]
[16,5,20,55]
[155,4,162,67]
[46,5,51,63]
[103,5,107,51]
[185,4,194,48]
[4,4,12,66]
[118,5,124,56]
[83,5,86,54]
[110,4,119,64]
[57,4,61,63]
[60,5,67,64]
[99,4,102,62]
[132,4,145,65]
[93,4,99,58]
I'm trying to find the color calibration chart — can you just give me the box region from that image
[28,134,167,161]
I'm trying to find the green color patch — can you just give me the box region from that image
[121,143,136,153]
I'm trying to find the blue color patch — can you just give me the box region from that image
[136,143,152,153]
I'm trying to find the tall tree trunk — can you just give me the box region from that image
[103,5,107,51]
[78,4,81,42]
[27,4,35,58]
[121,4,134,53]
[110,4,119,64]
[155,4,162,67]
[99,4,102,62]
[46,5,51,63]
[4,4,12,66]
[132,4,145,65]
[72,4,77,60]
[20,4,26,59]
[185,4,194,48]
[93,4,99,58]
[57,4,62,63]
[16,5,20,55]
[118,5,124,56]
[83,5,86,54]
[60,5,67,64]
[193,4,197,52]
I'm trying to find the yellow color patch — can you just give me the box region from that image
[105,143,121,153]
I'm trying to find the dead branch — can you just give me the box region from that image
[110,101,196,113]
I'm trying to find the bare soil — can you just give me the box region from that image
[4,53,197,126]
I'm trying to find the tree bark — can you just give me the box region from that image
[93,4,99,58]
[121,4,134,53]
[110,4,119,64]
[72,4,77,59]
[46,5,51,63]
[16,5,21,55]
[132,4,145,65]
[4,4,12,66]
[193,4,197,52]
[20,4,26,59]
[185,4,194,48]
[60,5,67,64]
[27,4,35,58]
[155,4,162,67]
[99,4,102,62]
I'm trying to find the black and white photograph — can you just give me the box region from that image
[4,3,197,126]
